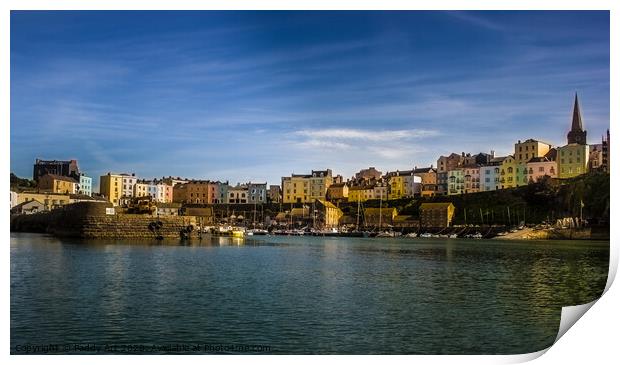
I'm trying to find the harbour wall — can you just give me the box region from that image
[11,202,199,240]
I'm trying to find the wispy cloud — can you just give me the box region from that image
[444,11,508,32]
[294,128,439,141]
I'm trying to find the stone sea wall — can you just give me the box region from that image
[11,202,199,240]
[78,215,198,239]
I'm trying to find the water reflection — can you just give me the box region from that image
[11,233,608,355]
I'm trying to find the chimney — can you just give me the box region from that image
[490,150,495,158]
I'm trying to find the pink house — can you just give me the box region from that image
[526,157,557,182]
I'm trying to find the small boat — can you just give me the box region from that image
[448,234,458,239]
[405,232,417,238]
[471,232,483,239]
[248,229,268,235]
[231,228,246,238]
[419,233,433,238]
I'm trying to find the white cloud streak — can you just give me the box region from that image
[293,128,440,142]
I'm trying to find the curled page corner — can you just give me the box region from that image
[603,246,618,294]
[554,300,598,344]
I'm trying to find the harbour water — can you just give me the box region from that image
[10,232,609,354]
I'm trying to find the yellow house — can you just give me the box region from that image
[100,173,124,206]
[316,199,343,228]
[514,139,552,166]
[282,169,333,203]
[386,171,406,200]
[348,185,374,203]
[37,174,78,194]
[16,191,71,211]
[557,144,589,178]
[500,156,517,189]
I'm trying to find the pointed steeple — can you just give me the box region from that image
[567,93,587,145]
[571,93,583,131]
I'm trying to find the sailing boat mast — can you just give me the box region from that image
[379,188,382,230]
[312,200,316,229]
[253,198,257,229]
[356,196,361,231]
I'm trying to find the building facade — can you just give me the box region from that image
[514,139,553,166]
[500,156,517,189]
[447,168,464,195]
[419,203,456,228]
[16,191,72,211]
[268,185,281,203]
[602,129,610,173]
[526,157,557,182]
[38,174,78,194]
[588,144,603,172]
[326,183,348,203]
[121,174,137,199]
[100,173,125,206]
[413,167,437,197]
[78,174,92,196]
[385,170,409,200]
[247,182,267,204]
[347,185,374,203]
[558,144,589,178]
[355,167,382,181]
[33,158,79,181]
[228,184,249,204]
[437,153,466,195]
[480,163,501,192]
[282,169,333,203]
[463,165,480,194]
[174,180,218,204]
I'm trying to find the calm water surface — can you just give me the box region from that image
[10,232,609,354]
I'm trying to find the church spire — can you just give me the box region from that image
[567,93,587,145]
[571,93,583,131]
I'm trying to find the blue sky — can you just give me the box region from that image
[11,11,609,190]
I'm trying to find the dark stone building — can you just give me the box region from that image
[33,158,80,182]
[420,203,455,228]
